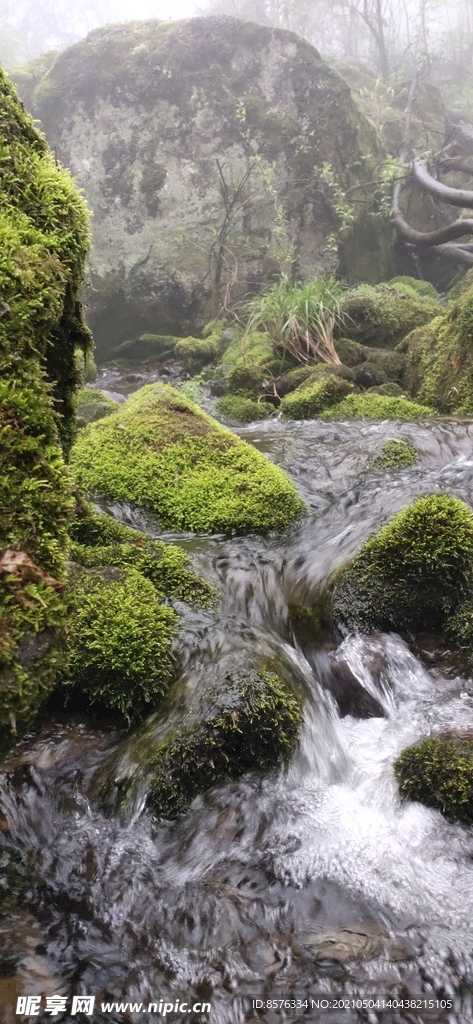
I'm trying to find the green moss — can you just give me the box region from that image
[446,268,473,304]
[71,384,304,533]
[226,363,268,399]
[332,495,473,636]
[76,387,116,406]
[174,336,218,371]
[339,284,442,349]
[444,600,473,673]
[66,568,178,720]
[372,438,417,469]
[394,737,473,825]
[367,382,404,397]
[0,69,91,752]
[333,336,368,367]
[147,669,301,817]
[109,334,179,363]
[69,502,215,608]
[216,395,272,423]
[401,290,473,414]
[388,276,438,300]
[280,375,354,419]
[221,331,273,370]
[320,393,433,420]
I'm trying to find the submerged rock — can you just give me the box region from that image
[0,68,90,754]
[71,383,304,533]
[395,736,473,826]
[14,17,393,359]
[332,495,473,637]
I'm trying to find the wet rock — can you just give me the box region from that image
[311,654,385,719]
[294,924,412,963]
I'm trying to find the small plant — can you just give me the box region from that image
[244,276,346,366]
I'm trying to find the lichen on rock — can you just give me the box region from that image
[71,383,304,533]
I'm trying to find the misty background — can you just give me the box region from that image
[1,0,473,103]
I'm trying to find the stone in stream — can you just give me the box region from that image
[332,494,473,639]
[395,735,473,826]
[12,17,395,362]
[71,383,304,533]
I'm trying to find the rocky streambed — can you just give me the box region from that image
[2,398,473,1023]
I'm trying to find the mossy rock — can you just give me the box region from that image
[174,336,218,371]
[71,384,304,533]
[319,393,433,420]
[109,335,180,363]
[66,567,178,721]
[372,438,417,469]
[367,382,404,397]
[0,68,90,754]
[395,737,473,825]
[69,501,215,608]
[339,284,442,349]
[332,495,473,637]
[334,336,368,367]
[216,395,272,423]
[226,363,268,399]
[400,288,473,414]
[444,599,473,674]
[446,268,473,304]
[388,276,438,300]
[352,361,387,389]
[280,375,354,420]
[221,331,274,371]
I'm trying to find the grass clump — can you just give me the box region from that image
[319,393,433,420]
[372,438,417,469]
[395,737,473,825]
[67,568,178,720]
[332,495,473,637]
[216,396,272,423]
[245,275,345,366]
[146,669,302,817]
[281,375,353,419]
[71,384,304,534]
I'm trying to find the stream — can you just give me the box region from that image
[2,376,473,1024]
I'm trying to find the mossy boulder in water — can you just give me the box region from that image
[339,284,442,349]
[372,438,417,469]
[0,67,90,754]
[216,395,272,423]
[332,495,473,637]
[65,503,215,720]
[395,737,473,825]
[280,374,354,419]
[14,17,393,358]
[319,393,433,420]
[71,384,304,533]
[400,287,473,414]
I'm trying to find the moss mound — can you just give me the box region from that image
[319,393,433,420]
[401,289,473,414]
[388,276,438,300]
[372,438,417,469]
[67,567,178,720]
[71,384,304,533]
[395,737,473,825]
[174,336,218,370]
[147,669,300,817]
[221,332,274,370]
[0,68,90,753]
[332,495,473,637]
[226,363,268,399]
[216,395,271,423]
[280,375,353,419]
[339,284,441,349]
[109,334,179,363]
[69,502,215,608]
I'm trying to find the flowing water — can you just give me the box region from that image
[3,380,473,1024]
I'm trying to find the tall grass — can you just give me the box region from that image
[244,276,346,366]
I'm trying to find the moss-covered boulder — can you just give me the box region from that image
[216,395,272,423]
[400,287,473,414]
[109,334,180,363]
[97,660,301,817]
[319,393,433,420]
[332,495,473,637]
[0,67,90,754]
[372,438,417,469]
[13,18,393,359]
[339,284,442,349]
[76,386,118,426]
[395,736,473,825]
[71,384,304,533]
[280,375,354,419]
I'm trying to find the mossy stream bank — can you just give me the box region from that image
[3,410,473,1021]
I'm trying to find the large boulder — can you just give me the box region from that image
[400,285,473,414]
[12,17,394,361]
